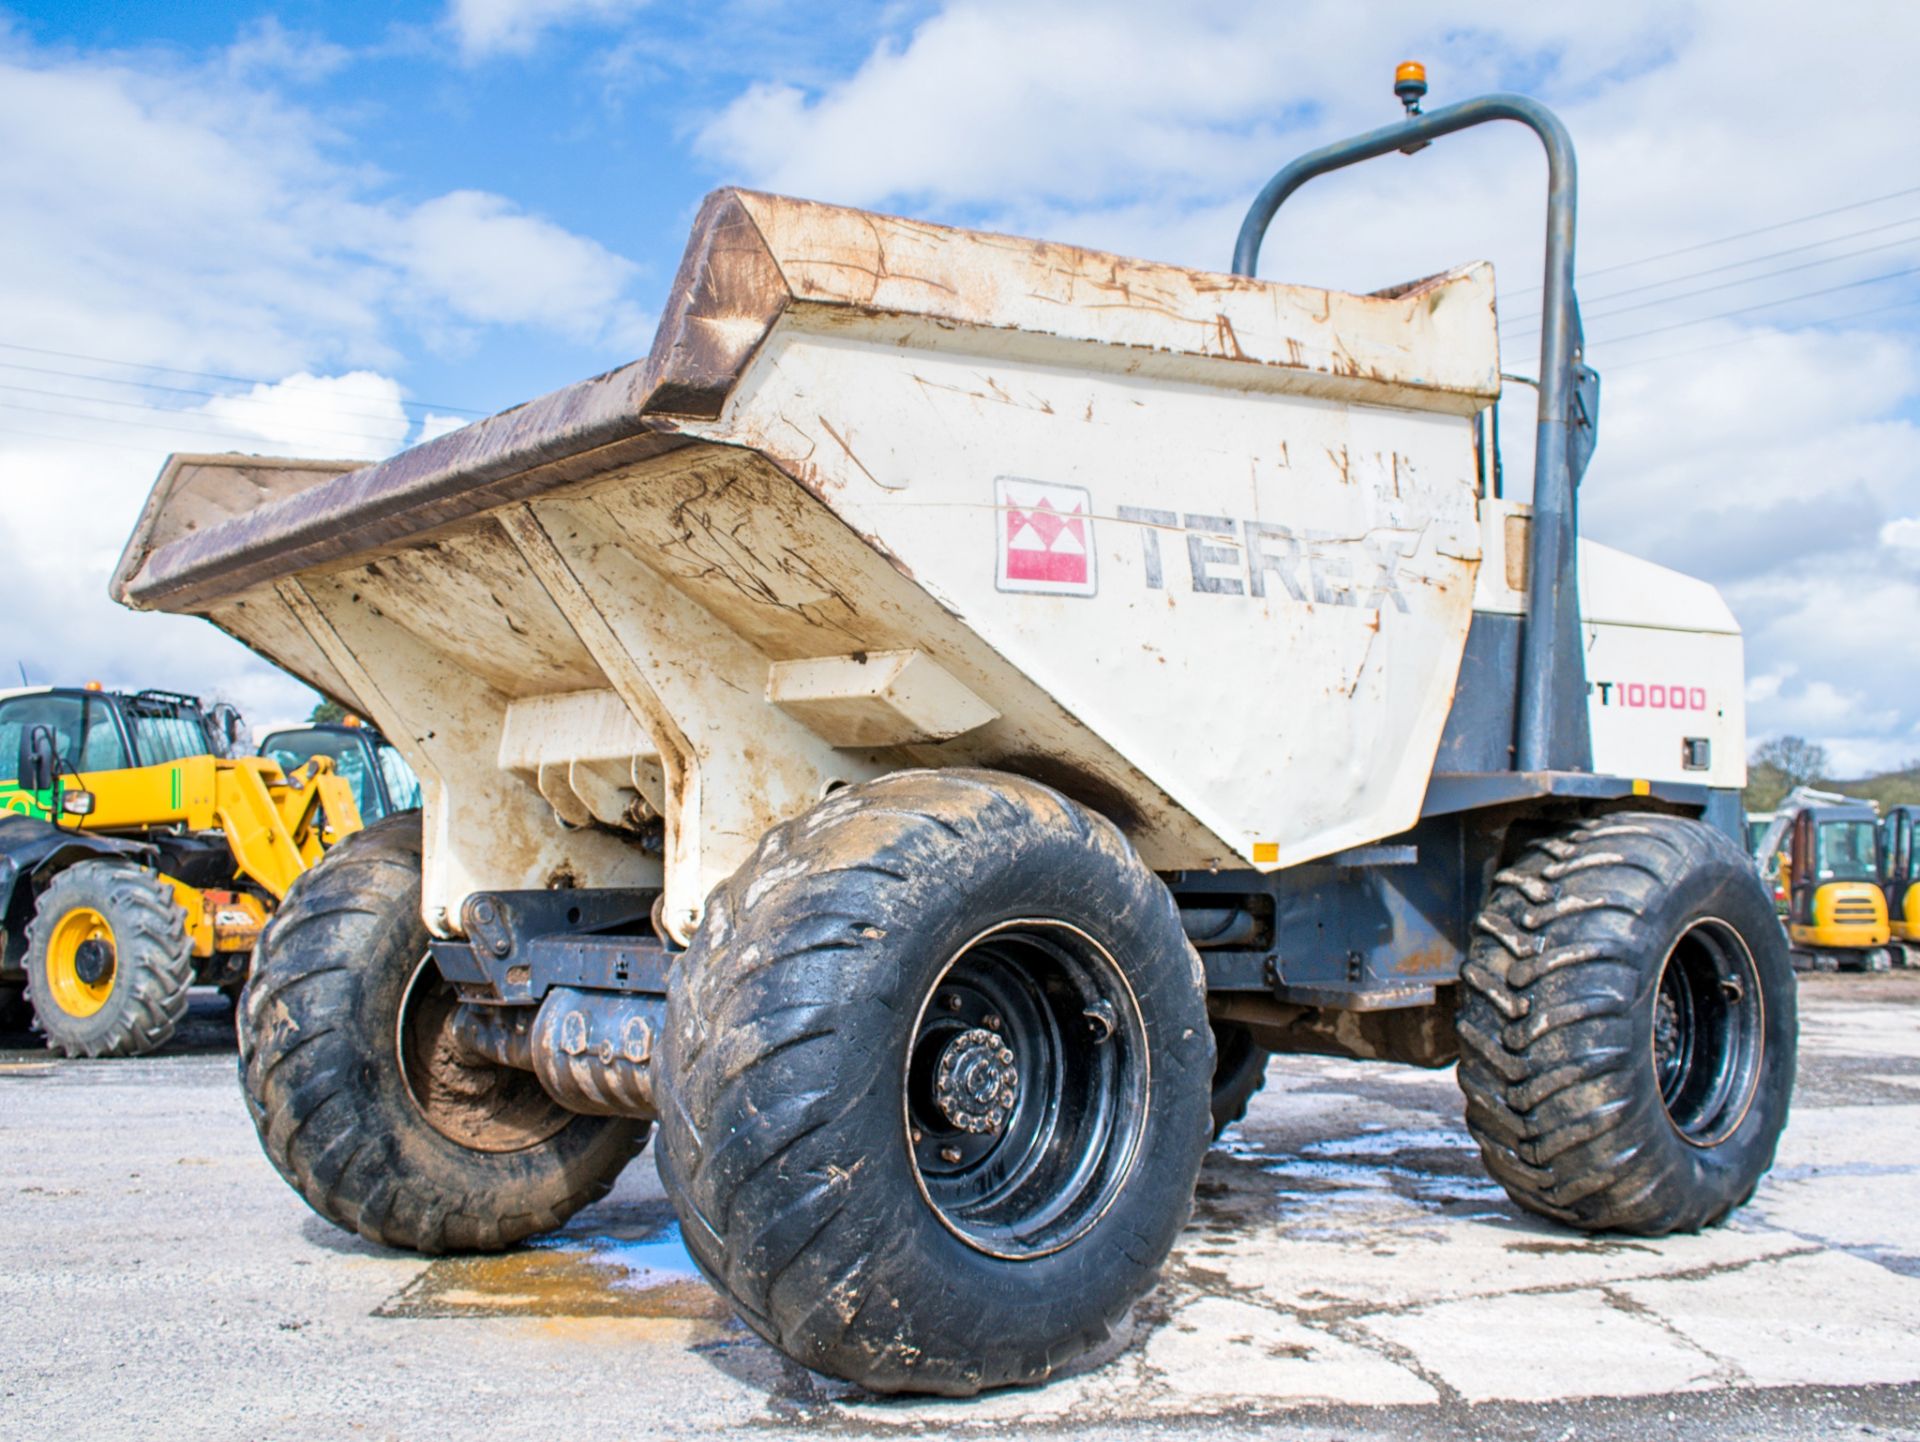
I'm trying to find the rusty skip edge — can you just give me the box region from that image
[115,187,1497,617]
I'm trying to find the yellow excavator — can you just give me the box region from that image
[0,684,361,1056]
[1756,788,1892,970]
[1878,804,1920,966]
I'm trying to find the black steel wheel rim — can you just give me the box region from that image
[396,956,574,1154]
[904,920,1149,1259]
[1652,918,1764,1147]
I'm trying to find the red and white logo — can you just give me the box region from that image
[996,477,1097,596]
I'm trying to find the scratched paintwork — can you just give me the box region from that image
[115,188,1506,937]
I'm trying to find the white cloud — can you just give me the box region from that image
[193,371,413,459]
[446,0,649,58]
[1882,516,1920,551]
[697,2,1686,214]
[0,32,651,377]
[416,411,471,445]
[0,28,652,725]
[390,191,649,348]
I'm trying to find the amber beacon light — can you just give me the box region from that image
[1395,60,1428,115]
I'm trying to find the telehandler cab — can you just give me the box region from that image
[0,684,361,1055]
[260,718,422,823]
[114,74,1793,1395]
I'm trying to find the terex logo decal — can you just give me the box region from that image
[1118,507,1414,613]
[996,477,1096,596]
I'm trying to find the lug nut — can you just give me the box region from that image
[982,1013,1002,1030]
[910,1126,923,1144]
[943,993,962,1012]
[939,1145,962,1164]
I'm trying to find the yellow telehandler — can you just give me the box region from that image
[0,685,361,1056]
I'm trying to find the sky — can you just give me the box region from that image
[0,1,1913,771]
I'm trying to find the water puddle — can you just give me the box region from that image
[379,1201,731,1321]
[1217,1122,1507,1217]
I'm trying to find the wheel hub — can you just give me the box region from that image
[903,919,1149,1260]
[933,1027,1018,1133]
[73,938,116,987]
[1652,917,1764,1148]
[45,905,118,1017]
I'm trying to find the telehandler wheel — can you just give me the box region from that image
[239,812,646,1253]
[656,769,1212,1396]
[1209,1021,1269,1139]
[1457,812,1795,1235]
[25,860,193,1058]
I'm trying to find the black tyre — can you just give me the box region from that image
[0,983,32,1034]
[25,860,193,1058]
[240,812,645,1253]
[656,769,1212,1396]
[1458,812,1795,1234]
[1209,1021,1269,1139]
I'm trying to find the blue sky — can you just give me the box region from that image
[1,2,1916,772]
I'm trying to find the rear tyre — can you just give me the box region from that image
[240,812,646,1253]
[25,861,193,1058]
[1457,812,1795,1234]
[1209,1021,1269,1139]
[657,769,1212,1396]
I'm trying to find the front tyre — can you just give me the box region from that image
[239,812,646,1253]
[26,860,192,1058]
[1457,812,1795,1234]
[657,770,1212,1396]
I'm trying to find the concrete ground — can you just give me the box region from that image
[2,973,1916,1441]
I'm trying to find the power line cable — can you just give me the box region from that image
[0,423,170,456]
[1587,263,1920,348]
[1502,213,1920,324]
[1604,293,1920,372]
[0,396,391,451]
[1505,182,1920,295]
[0,358,452,429]
[0,381,411,448]
[0,339,489,416]
[1502,233,1920,339]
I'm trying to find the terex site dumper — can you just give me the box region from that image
[114,87,1792,1395]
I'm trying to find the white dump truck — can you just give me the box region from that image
[114,81,1791,1396]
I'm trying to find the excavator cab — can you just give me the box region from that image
[1787,802,1891,967]
[1878,805,1920,955]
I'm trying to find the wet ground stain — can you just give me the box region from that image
[379,1199,732,1322]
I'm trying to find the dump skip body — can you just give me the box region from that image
[117,188,1506,940]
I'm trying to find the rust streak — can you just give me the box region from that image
[817,418,880,489]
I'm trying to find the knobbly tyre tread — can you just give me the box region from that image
[1208,1021,1270,1139]
[1455,812,1795,1235]
[239,812,645,1254]
[657,769,1213,1396]
[26,860,193,1058]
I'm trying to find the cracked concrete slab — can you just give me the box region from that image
[2,972,1917,1440]
[1354,1286,1727,1402]
[1620,1248,1920,1389]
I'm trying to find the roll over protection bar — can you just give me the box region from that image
[1234,91,1597,773]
